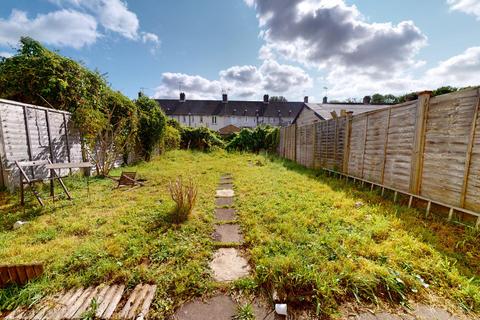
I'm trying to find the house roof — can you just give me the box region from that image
[294,103,392,122]
[155,99,304,118]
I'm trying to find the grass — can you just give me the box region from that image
[0,150,479,318]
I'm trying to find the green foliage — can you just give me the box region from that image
[233,303,255,320]
[370,86,460,105]
[269,96,288,102]
[226,126,279,153]
[180,127,224,151]
[162,125,181,152]
[0,37,140,175]
[432,86,458,96]
[136,96,167,161]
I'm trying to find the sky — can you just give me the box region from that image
[1,0,480,102]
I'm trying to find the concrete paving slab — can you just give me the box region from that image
[219,177,234,184]
[212,224,243,243]
[214,208,237,221]
[216,183,233,190]
[215,197,234,207]
[412,304,458,320]
[174,295,237,320]
[216,189,235,197]
[210,248,251,282]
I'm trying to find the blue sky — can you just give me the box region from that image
[1,0,480,102]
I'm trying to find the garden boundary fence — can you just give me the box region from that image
[278,88,480,227]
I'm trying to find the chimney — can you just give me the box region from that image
[363,96,371,104]
[304,96,309,103]
[323,96,328,104]
[263,94,269,104]
[222,93,228,104]
[179,92,186,102]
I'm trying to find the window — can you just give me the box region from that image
[212,116,217,124]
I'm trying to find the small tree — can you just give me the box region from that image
[136,96,167,161]
[86,90,138,176]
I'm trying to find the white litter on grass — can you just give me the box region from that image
[275,304,287,316]
[13,221,28,230]
[216,189,234,197]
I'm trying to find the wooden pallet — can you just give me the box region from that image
[5,284,157,320]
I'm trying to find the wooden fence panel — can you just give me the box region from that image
[383,102,417,192]
[421,89,479,207]
[348,115,367,177]
[465,93,480,212]
[363,109,389,183]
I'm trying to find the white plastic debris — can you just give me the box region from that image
[13,221,28,230]
[354,201,364,208]
[275,303,288,316]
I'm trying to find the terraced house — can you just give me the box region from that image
[155,93,305,134]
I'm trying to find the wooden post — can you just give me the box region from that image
[333,118,339,168]
[459,91,480,208]
[410,91,432,194]
[408,196,413,208]
[380,107,392,184]
[360,115,369,179]
[63,114,72,175]
[343,112,353,174]
[45,110,55,197]
[312,123,317,169]
[22,106,34,178]
[293,124,297,162]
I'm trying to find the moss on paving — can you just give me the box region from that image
[0,150,479,318]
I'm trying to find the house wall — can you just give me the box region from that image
[295,107,322,126]
[169,114,294,131]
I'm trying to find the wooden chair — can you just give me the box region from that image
[114,171,144,189]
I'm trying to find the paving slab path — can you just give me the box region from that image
[175,173,269,320]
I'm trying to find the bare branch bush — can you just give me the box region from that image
[168,176,198,224]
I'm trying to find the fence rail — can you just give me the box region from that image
[278,88,480,227]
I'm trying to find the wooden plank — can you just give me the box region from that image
[459,92,480,207]
[23,106,34,178]
[138,285,157,318]
[343,114,352,174]
[63,287,94,319]
[33,264,43,277]
[72,286,101,319]
[380,107,392,184]
[93,285,113,318]
[101,284,125,319]
[42,289,76,319]
[121,284,150,319]
[410,92,431,194]
[360,115,369,179]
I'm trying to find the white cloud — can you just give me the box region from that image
[44,0,160,50]
[425,46,480,86]
[0,51,13,58]
[246,0,427,75]
[447,0,480,19]
[154,59,313,100]
[0,9,98,49]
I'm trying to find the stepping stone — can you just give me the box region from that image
[174,295,237,320]
[219,177,233,183]
[209,248,251,282]
[216,189,234,197]
[212,224,243,243]
[214,208,237,221]
[216,183,233,190]
[215,197,234,207]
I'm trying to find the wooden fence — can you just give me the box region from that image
[278,88,480,226]
[0,99,83,190]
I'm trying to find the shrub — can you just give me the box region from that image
[137,96,167,161]
[226,126,279,153]
[163,125,181,151]
[168,177,198,224]
[180,126,224,151]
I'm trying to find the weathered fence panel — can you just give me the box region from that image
[278,88,480,224]
[0,99,83,190]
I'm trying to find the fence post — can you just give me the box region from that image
[410,91,432,195]
[380,107,392,184]
[460,89,480,207]
[22,106,34,178]
[293,123,297,162]
[360,115,369,179]
[312,123,317,169]
[343,112,353,174]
